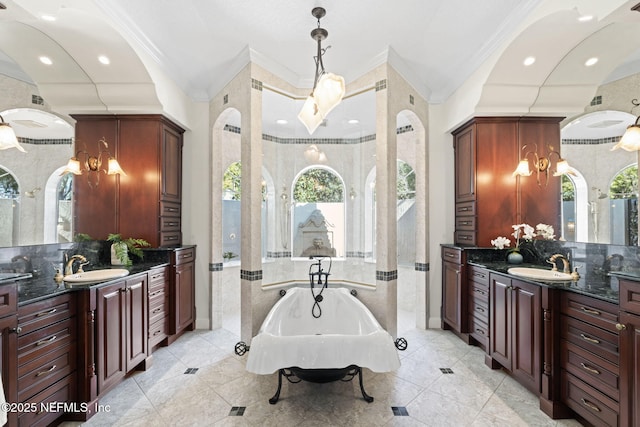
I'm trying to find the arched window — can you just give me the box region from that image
[222,162,242,262]
[0,167,19,246]
[292,167,345,258]
[561,175,577,242]
[397,160,416,265]
[610,164,638,245]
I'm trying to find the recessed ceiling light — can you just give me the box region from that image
[39,56,52,65]
[585,57,599,67]
[348,119,359,124]
[523,56,536,66]
[98,55,110,65]
[578,15,593,22]
[276,119,287,125]
[41,15,56,21]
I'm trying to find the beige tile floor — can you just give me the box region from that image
[60,327,585,426]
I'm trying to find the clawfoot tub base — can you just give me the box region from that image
[268,365,373,404]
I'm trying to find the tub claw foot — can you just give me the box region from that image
[356,367,374,403]
[269,369,285,404]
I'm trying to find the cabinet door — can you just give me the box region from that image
[620,311,640,427]
[0,314,18,427]
[175,261,195,332]
[125,276,148,371]
[161,124,183,202]
[96,281,126,394]
[490,274,511,369]
[442,261,464,332]
[511,279,541,393]
[454,125,475,202]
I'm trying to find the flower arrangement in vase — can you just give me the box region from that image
[491,223,555,264]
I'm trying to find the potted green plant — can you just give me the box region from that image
[107,233,151,266]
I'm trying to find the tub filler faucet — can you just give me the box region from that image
[308,256,332,318]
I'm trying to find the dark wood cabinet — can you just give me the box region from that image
[488,273,541,394]
[619,279,640,427]
[96,274,148,395]
[451,117,562,247]
[467,265,489,350]
[72,114,185,247]
[17,293,77,427]
[0,282,18,427]
[148,266,170,349]
[441,246,468,339]
[169,247,196,340]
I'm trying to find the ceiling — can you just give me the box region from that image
[2,0,640,140]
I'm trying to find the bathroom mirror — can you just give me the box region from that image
[560,109,639,245]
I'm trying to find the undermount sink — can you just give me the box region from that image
[507,267,572,281]
[64,268,130,284]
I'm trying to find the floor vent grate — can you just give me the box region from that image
[229,406,246,416]
[440,368,454,374]
[184,368,199,374]
[392,406,409,416]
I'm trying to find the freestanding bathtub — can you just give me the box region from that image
[245,286,401,403]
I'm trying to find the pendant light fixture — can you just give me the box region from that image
[0,115,26,152]
[297,7,345,135]
[612,99,640,151]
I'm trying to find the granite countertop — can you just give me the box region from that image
[467,260,628,304]
[0,262,169,306]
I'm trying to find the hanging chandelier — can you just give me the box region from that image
[297,7,345,135]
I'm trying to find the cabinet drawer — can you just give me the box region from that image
[149,318,168,347]
[469,282,489,304]
[455,216,475,230]
[0,282,17,319]
[160,200,181,217]
[160,231,182,246]
[467,265,489,287]
[561,292,618,333]
[561,340,619,401]
[148,267,168,289]
[469,315,489,347]
[148,286,167,303]
[160,216,181,232]
[441,247,462,264]
[18,318,76,366]
[562,371,618,427]
[175,247,196,265]
[561,314,618,364]
[454,230,476,246]
[468,298,488,323]
[18,294,76,336]
[619,279,640,313]
[149,297,168,325]
[455,201,476,216]
[18,343,76,402]
[18,375,74,427]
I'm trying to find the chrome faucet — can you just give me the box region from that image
[547,253,570,274]
[65,254,88,276]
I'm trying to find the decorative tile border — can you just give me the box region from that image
[415,262,429,272]
[209,263,223,271]
[240,269,262,281]
[266,251,292,258]
[375,79,387,91]
[17,137,72,145]
[251,78,263,91]
[376,270,398,281]
[562,136,621,145]
[262,133,376,145]
[223,124,241,134]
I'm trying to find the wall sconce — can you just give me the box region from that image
[60,137,126,188]
[0,115,26,152]
[303,144,327,164]
[612,99,640,151]
[512,143,574,186]
[297,7,345,135]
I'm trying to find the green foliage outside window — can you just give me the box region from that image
[294,168,343,203]
[0,167,18,198]
[222,162,242,200]
[561,175,575,201]
[610,165,638,199]
[397,160,415,200]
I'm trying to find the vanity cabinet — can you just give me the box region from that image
[72,114,185,247]
[96,274,148,395]
[467,265,489,350]
[168,247,196,342]
[451,117,562,247]
[441,247,468,339]
[488,273,542,394]
[147,266,169,349]
[17,293,77,427]
[560,292,620,427]
[0,283,18,427]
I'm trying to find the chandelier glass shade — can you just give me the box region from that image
[0,115,26,152]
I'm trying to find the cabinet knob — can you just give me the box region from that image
[9,326,22,334]
[616,323,627,331]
